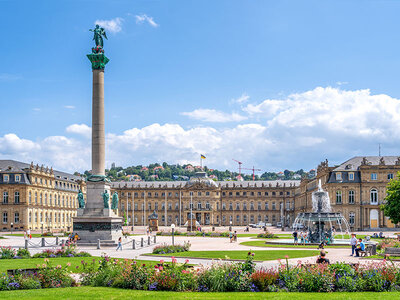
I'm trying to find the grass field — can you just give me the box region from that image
[145,249,319,261]
[240,240,349,249]
[4,233,59,238]
[0,257,160,273]
[0,287,400,299]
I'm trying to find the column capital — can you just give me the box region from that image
[87,53,109,70]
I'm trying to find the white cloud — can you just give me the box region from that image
[135,14,158,27]
[95,17,123,33]
[66,124,91,138]
[3,87,400,173]
[33,108,41,112]
[64,105,75,109]
[181,109,247,122]
[231,93,250,104]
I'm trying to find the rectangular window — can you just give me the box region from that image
[388,173,394,180]
[336,191,342,204]
[258,192,261,196]
[371,173,377,180]
[348,172,354,181]
[14,191,19,204]
[3,191,8,204]
[14,212,19,223]
[243,203,247,210]
[15,175,20,182]
[265,202,269,210]
[243,192,247,196]
[336,173,342,180]
[348,190,355,204]
[197,192,201,196]
[272,202,276,210]
[2,212,7,224]
[258,202,261,210]
[349,213,355,225]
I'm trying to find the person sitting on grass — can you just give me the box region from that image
[316,250,330,264]
[355,238,365,257]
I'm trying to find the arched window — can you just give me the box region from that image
[336,191,342,204]
[40,193,43,204]
[250,202,255,210]
[370,189,378,204]
[35,192,37,204]
[250,215,254,222]
[29,192,32,204]
[236,215,240,223]
[243,215,247,223]
[258,215,262,222]
[348,190,355,204]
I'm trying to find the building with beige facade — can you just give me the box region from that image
[0,160,85,232]
[111,156,400,231]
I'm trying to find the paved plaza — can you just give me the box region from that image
[1,227,396,269]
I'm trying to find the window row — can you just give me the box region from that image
[335,189,380,205]
[28,192,78,208]
[2,191,20,204]
[2,212,19,224]
[28,211,74,224]
[222,191,291,197]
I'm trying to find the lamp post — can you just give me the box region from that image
[229,220,232,232]
[10,222,13,234]
[41,222,44,235]
[171,223,175,246]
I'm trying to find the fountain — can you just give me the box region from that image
[293,179,350,244]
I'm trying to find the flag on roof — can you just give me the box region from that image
[201,154,206,159]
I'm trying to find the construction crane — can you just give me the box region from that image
[232,159,243,178]
[242,166,262,181]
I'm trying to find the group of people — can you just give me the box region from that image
[68,233,80,243]
[23,229,32,240]
[229,231,238,243]
[350,233,365,257]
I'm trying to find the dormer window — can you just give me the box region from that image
[371,173,378,180]
[3,175,9,182]
[335,172,342,180]
[349,173,354,181]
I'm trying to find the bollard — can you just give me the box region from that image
[97,239,101,250]
[141,237,144,247]
[148,236,151,245]
[25,239,28,250]
[56,236,59,245]
[41,237,45,247]
[154,235,156,243]
[132,239,136,249]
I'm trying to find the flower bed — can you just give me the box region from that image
[156,231,230,237]
[257,232,278,239]
[4,253,400,293]
[152,242,191,254]
[0,244,91,260]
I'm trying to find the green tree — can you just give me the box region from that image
[382,172,400,224]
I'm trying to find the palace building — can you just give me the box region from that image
[111,156,400,231]
[0,160,85,232]
[1,156,399,232]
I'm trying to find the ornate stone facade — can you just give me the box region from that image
[0,160,85,231]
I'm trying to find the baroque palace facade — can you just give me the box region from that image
[111,156,400,231]
[1,156,399,231]
[0,160,85,231]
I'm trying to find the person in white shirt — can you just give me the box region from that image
[350,233,357,256]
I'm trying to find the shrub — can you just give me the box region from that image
[15,275,41,290]
[16,248,31,259]
[152,242,191,254]
[257,232,277,239]
[251,268,279,291]
[36,259,73,288]
[112,260,154,290]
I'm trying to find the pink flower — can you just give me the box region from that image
[285,255,289,259]
[57,265,62,269]
[66,262,71,267]
[185,259,189,264]
[160,260,164,264]
[159,266,163,271]
[44,258,49,262]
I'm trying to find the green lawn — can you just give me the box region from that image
[0,287,400,299]
[5,233,60,238]
[145,249,319,261]
[241,240,349,249]
[0,257,160,274]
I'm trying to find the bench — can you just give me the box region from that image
[359,245,373,257]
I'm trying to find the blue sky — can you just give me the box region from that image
[1,0,400,174]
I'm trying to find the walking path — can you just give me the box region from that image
[0,234,394,268]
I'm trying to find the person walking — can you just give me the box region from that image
[116,237,122,251]
[229,231,233,243]
[350,233,357,256]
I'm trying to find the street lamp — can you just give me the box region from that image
[171,223,175,246]
[229,220,232,232]
[10,222,13,234]
[41,222,44,235]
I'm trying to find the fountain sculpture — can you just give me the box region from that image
[293,179,350,244]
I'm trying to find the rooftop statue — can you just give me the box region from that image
[90,24,107,49]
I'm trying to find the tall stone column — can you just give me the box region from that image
[73,38,122,244]
[92,69,105,176]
